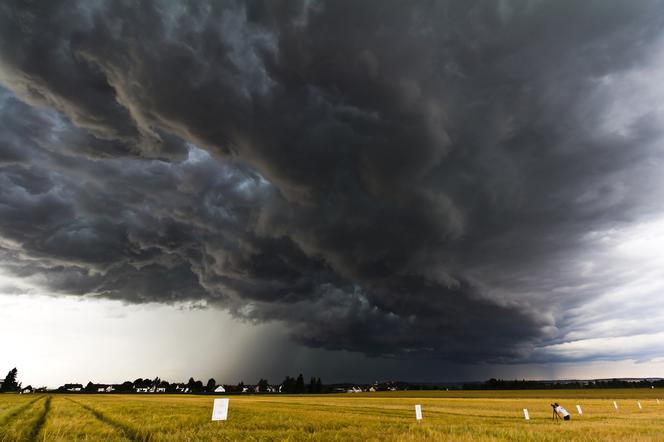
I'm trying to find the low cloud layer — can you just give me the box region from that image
[1,0,664,365]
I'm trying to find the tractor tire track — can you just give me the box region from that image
[27,396,51,442]
[66,398,151,442]
[0,396,44,426]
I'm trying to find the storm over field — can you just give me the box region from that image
[2,1,664,383]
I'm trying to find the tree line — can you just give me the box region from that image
[462,378,664,390]
[2,366,328,394]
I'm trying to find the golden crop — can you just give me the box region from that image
[1,389,663,441]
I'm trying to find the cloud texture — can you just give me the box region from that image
[1,0,664,364]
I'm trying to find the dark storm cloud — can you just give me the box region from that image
[1,0,664,363]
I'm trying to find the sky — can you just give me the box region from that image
[1,0,664,388]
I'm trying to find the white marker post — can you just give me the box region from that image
[613,401,618,410]
[657,399,660,405]
[523,408,530,420]
[637,401,642,410]
[415,404,422,421]
[211,398,229,421]
[576,405,583,415]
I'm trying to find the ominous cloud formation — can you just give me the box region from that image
[1,0,664,364]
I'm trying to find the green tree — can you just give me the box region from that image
[281,376,294,393]
[206,378,216,391]
[1,368,19,392]
[295,374,304,394]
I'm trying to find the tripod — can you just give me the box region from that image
[552,407,560,421]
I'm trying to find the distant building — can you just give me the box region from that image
[64,383,83,392]
[156,387,166,393]
[214,385,226,393]
[347,386,362,393]
[20,386,33,394]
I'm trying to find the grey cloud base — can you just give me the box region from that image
[1,0,664,364]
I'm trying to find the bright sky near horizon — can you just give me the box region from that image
[4,290,664,388]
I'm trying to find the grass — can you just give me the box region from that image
[0,390,663,441]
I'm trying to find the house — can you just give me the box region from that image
[65,383,83,392]
[156,387,166,393]
[20,386,33,394]
[347,386,362,393]
[105,386,114,393]
[135,387,150,393]
[97,387,106,393]
[368,386,376,392]
[214,385,226,393]
[242,386,249,393]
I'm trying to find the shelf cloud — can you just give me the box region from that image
[1,0,664,365]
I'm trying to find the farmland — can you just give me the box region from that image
[1,389,664,441]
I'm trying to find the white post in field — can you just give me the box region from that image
[523,408,530,420]
[415,404,422,421]
[211,398,229,421]
[576,405,582,415]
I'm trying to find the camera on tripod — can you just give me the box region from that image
[550,403,570,421]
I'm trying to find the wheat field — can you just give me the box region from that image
[1,389,663,441]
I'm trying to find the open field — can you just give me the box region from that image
[1,390,664,441]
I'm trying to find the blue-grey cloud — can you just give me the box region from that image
[1,0,664,365]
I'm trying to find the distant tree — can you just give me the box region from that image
[308,377,316,393]
[315,377,323,393]
[257,379,269,393]
[237,381,245,392]
[84,382,97,392]
[134,378,151,389]
[1,368,19,392]
[206,378,216,392]
[118,381,133,392]
[295,374,304,394]
[281,376,294,394]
